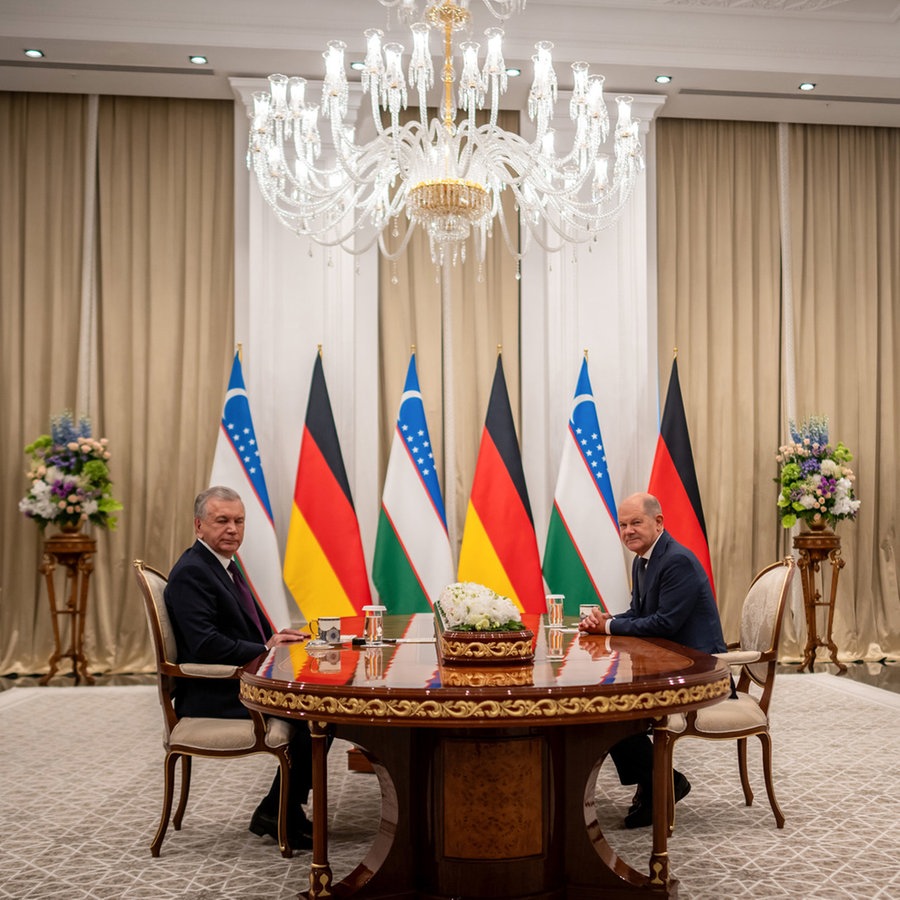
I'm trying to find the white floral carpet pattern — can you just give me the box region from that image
[0,674,897,899]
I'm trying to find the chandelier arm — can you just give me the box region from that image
[369,88,388,138]
[377,217,419,261]
[520,214,570,254]
[493,197,525,259]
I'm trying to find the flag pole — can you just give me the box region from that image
[441,261,458,560]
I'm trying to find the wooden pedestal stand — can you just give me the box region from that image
[39,531,97,685]
[793,527,846,674]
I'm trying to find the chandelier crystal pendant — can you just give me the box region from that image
[247,0,644,266]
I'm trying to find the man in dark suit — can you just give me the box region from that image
[165,485,313,849]
[579,491,726,828]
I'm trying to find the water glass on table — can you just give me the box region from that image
[362,604,386,645]
[546,594,565,628]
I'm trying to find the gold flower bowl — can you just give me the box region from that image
[434,603,535,666]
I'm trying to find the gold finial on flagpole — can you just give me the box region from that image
[497,344,502,357]
[237,342,243,363]
[411,344,416,355]
[317,344,323,358]
[584,348,589,360]
[673,346,678,358]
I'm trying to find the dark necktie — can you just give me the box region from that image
[228,560,265,638]
[636,558,648,611]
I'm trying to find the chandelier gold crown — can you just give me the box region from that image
[247,0,644,266]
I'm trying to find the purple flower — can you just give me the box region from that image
[800,458,820,476]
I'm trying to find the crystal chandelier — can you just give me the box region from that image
[247,0,644,266]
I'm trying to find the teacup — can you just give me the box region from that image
[311,615,341,644]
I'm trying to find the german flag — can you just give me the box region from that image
[457,355,545,614]
[648,356,717,599]
[283,351,372,621]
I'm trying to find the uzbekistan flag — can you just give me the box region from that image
[543,357,630,616]
[648,356,717,599]
[283,352,372,622]
[372,353,454,612]
[457,355,545,614]
[209,351,292,630]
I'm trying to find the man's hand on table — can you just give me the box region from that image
[265,628,310,649]
[578,609,613,635]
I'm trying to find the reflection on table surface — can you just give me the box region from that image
[253,612,710,692]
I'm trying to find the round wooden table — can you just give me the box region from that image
[241,613,730,900]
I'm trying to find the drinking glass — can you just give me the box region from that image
[546,594,565,628]
[362,604,386,645]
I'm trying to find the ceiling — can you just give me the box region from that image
[1,0,899,127]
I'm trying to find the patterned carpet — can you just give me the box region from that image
[0,674,897,900]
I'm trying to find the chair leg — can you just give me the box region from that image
[737,737,754,807]
[151,751,178,857]
[276,749,293,859]
[172,754,192,830]
[757,731,785,829]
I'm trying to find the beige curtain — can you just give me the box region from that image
[786,124,900,660]
[378,110,521,560]
[0,93,234,675]
[657,118,900,660]
[656,119,784,643]
[0,93,91,672]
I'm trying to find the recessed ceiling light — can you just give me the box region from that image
[350,61,366,71]
[24,49,44,59]
[189,55,208,65]
[799,82,816,92]
[505,66,521,77]
[655,74,672,85]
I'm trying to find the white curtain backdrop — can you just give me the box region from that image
[230,80,666,587]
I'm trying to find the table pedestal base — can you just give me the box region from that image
[306,719,676,900]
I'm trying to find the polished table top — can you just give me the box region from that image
[241,613,731,726]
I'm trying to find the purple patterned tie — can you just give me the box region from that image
[228,560,265,639]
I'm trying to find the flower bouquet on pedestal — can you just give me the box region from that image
[776,415,860,531]
[19,412,123,533]
[434,582,534,665]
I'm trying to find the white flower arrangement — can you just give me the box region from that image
[437,582,523,632]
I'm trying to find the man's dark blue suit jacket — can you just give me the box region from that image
[165,541,272,719]
[610,530,725,654]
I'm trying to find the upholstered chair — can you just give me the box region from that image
[663,556,797,831]
[132,559,295,857]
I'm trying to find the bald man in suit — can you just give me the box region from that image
[165,485,313,850]
[579,491,727,828]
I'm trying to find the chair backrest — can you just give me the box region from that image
[133,559,178,734]
[739,556,795,688]
[133,560,176,663]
